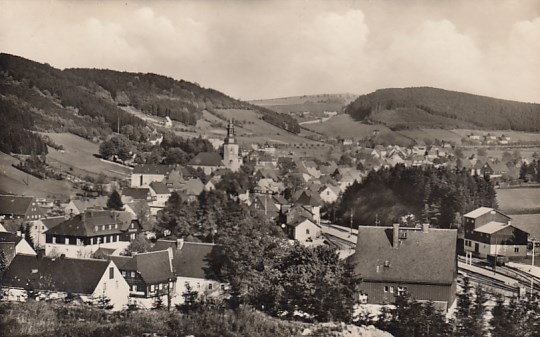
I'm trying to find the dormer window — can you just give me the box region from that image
[94,226,98,232]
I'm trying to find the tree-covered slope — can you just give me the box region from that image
[345,87,540,131]
[0,53,300,152]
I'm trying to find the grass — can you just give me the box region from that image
[304,115,412,146]
[0,301,363,337]
[0,152,79,199]
[43,133,132,181]
[497,187,540,214]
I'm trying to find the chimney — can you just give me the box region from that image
[422,223,429,233]
[16,230,22,237]
[177,238,184,250]
[392,223,400,248]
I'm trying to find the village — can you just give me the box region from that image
[1,119,539,325]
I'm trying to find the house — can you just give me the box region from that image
[480,162,508,178]
[121,188,151,203]
[164,116,173,128]
[0,232,37,264]
[168,240,227,304]
[44,210,141,258]
[31,216,65,249]
[188,152,225,175]
[63,197,108,216]
[319,184,341,204]
[463,207,528,259]
[149,182,171,215]
[285,218,322,244]
[350,224,457,311]
[1,255,129,311]
[251,194,280,219]
[148,133,164,146]
[110,249,175,309]
[131,164,173,188]
[0,195,45,222]
[179,178,205,201]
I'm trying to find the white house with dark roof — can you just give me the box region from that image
[1,255,129,311]
[0,232,36,265]
[109,249,176,309]
[148,181,171,215]
[31,216,65,249]
[131,164,173,188]
[149,239,227,305]
[285,218,322,245]
[0,195,45,222]
[44,210,141,258]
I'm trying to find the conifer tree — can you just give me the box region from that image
[107,190,124,210]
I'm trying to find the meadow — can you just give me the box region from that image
[43,133,132,181]
[496,187,540,214]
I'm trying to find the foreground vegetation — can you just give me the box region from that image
[0,302,313,337]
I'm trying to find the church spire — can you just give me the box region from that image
[225,119,236,144]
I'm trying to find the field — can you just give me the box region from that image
[0,152,79,199]
[453,129,540,143]
[509,213,540,240]
[304,114,413,145]
[43,133,132,181]
[497,187,540,214]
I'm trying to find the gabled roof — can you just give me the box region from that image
[464,207,510,219]
[149,182,170,195]
[133,164,173,175]
[294,190,322,207]
[180,178,204,196]
[172,242,225,279]
[475,221,519,235]
[350,226,457,284]
[122,188,150,200]
[2,255,110,294]
[115,250,174,284]
[0,195,34,216]
[40,217,66,230]
[189,152,224,167]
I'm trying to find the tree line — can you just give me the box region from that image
[335,164,498,228]
[345,87,540,132]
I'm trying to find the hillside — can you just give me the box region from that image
[250,94,357,122]
[0,53,300,154]
[345,87,540,131]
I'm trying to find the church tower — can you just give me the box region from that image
[223,120,241,172]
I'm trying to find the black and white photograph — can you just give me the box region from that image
[0,0,539,336]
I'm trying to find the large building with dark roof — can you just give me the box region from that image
[44,210,141,258]
[350,224,457,311]
[131,164,173,188]
[1,255,129,311]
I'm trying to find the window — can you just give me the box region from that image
[150,285,155,292]
[389,286,394,293]
[52,236,56,244]
[133,285,137,292]
[131,272,135,278]
[121,271,126,277]
[384,286,389,293]
[397,286,407,296]
[109,267,114,279]
[208,283,213,290]
[306,229,310,235]
[514,247,519,253]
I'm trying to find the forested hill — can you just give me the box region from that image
[344,87,540,131]
[0,53,299,154]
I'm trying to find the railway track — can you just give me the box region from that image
[457,256,540,296]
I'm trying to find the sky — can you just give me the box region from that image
[1,0,539,102]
